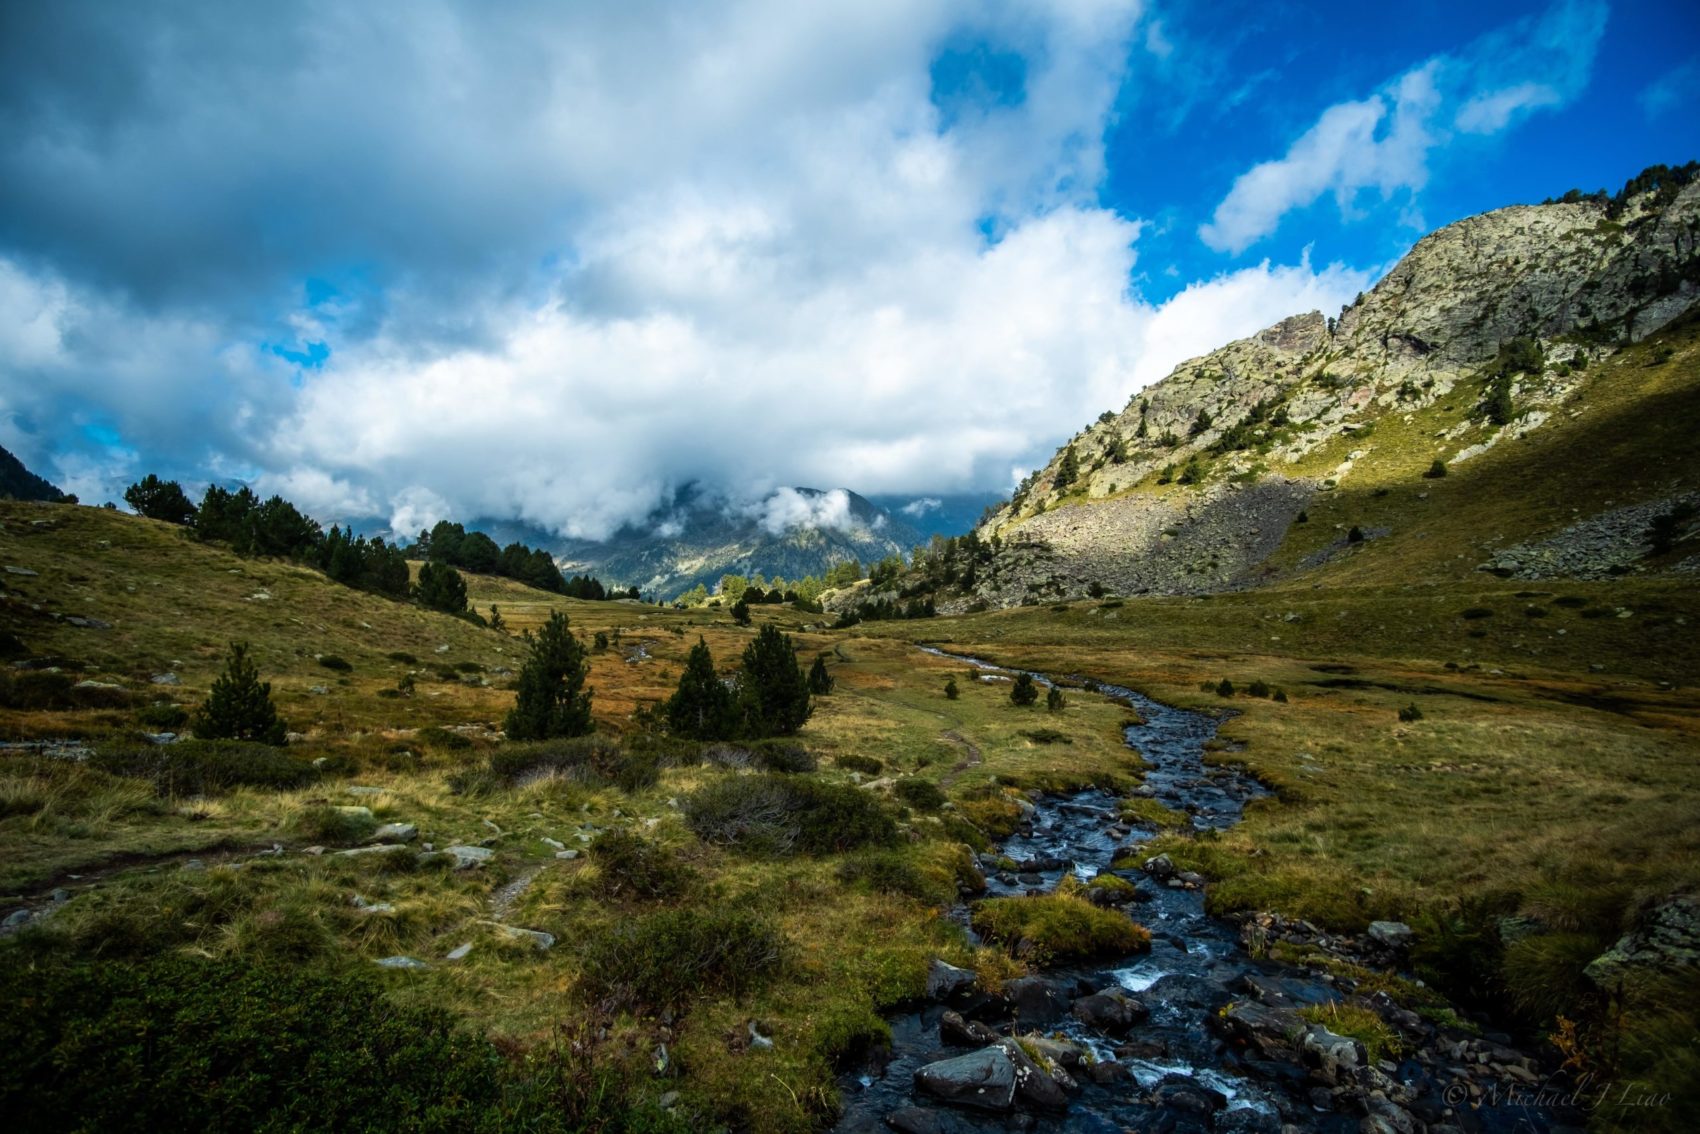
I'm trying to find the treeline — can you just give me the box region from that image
[1543,161,1700,216]
[673,559,866,608]
[121,475,631,610]
[411,520,635,600]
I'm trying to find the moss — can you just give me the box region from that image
[1298,1001,1404,1064]
[970,890,1150,963]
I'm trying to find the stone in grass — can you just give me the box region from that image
[555,849,580,860]
[368,822,418,843]
[375,956,428,970]
[489,923,555,951]
[442,845,493,869]
[445,943,474,961]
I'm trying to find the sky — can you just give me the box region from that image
[1,0,1695,541]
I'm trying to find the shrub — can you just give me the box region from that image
[1019,728,1070,745]
[808,655,834,695]
[1247,680,1271,698]
[1347,525,1365,544]
[971,890,1151,963]
[956,793,1023,839]
[683,774,895,856]
[1554,596,1588,608]
[483,735,658,794]
[136,702,189,730]
[1045,686,1065,712]
[1424,459,1448,479]
[1398,703,1424,723]
[944,677,959,700]
[1216,678,1235,698]
[387,651,418,664]
[290,804,379,845]
[747,739,817,773]
[1461,607,1495,620]
[0,670,133,711]
[1273,689,1289,703]
[894,778,947,812]
[192,642,287,746]
[590,830,694,901]
[91,740,318,796]
[317,655,352,672]
[1010,673,1039,706]
[416,560,468,614]
[416,725,473,751]
[835,754,883,776]
[577,906,786,1013]
[505,611,593,742]
[0,955,508,1134]
[836,851,952,904]
[123,475,197,525]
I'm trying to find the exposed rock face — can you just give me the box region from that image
[1585,894,1700,988]
[967,177,1700,605]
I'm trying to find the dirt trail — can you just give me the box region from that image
[937,730,982,787]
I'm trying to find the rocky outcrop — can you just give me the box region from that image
[967,174,1700,606]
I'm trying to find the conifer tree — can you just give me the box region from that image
[504,611,593,740]
[1046,686,1065,712]
[944,677,959,700]
[417,560,468,613]
[665,637,740,740]
[1010,672,1038,706]
[124,475,197,525]
[739,624,812,736]
[731,598,752,626]
[192,642,287,745]
[807,654,834,695]
[1054,443,1080,490]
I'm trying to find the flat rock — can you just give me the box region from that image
[914,1047,1017,1112]
[443,845,493,868]
[336,843,413,858]
[375,955,428,970]
[1003,975,1067,1026]
[926,958,977,1000]
[369,822,418,843]
[445,943,473,961]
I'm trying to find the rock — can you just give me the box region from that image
[1002,976,1067,1026]
[1142,853,1176,880]
[4,566,39,576]
[926,958,978,1000]
[3,909,32,930]
[939,1009,998,1048]
[369,822,418,843]
[1149,1073,1226,1114]
[1071,990,1149,1036]
[494,924,555,950]
[150,672,179,685]
[1585,894,1700,987]
[347,786,384,796]
[1084,1060,1133,1086]
[1367,920,1415,952]
[351,894,395,913]
[540,836,565,850]
[914,1048,1017,1112]
[442,845,494,869]
[992,1039,1069,1110]
[746,1021,773,1050]
[555,849,580,860]
[73,679,124,691]
[337,843,413,858]
[375,955,428,970]
[882,1107,971,1134]
[1300,1023,1365,1085]
[445,943,473,961]
[1176,871,1207,888]
[1217,1001,1305,1060]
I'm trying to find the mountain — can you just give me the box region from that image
[542,484,922,598]
[947,163,1700,608]
[0,445,69,503]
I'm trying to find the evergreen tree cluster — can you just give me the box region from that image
[417,521,561,593]
[664,627,813,741]
[319,526,410,599]
[123,475,197,525]
[416,560,469,613]
[194,485,323,559]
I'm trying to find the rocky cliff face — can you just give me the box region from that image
[961,172,1700,606]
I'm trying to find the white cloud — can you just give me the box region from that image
[1640,59,1700,119]
[901,497,943,516]
[1200,0,1606,253]
[747,488,857,537]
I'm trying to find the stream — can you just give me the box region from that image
[831,649,1562,1134]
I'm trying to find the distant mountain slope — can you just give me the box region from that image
[953,165,1700,606]
[547,485,922,598]
[0,446,68,503]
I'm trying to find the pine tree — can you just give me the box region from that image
[1046,686,1065,712]
[738,624,812,736]
[124,475,197,525]
[417,561,468,613]
[1054,443,1080,490]
[504,611,593,741]
[1010,672,1038,706]
[944,677,959,700]
[731,598,752,626]
[192,642,287,746]
[808,655,834,695]
[665,638,740,740]
[488,605,505,633]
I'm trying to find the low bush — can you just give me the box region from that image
[317,655,352,672]
[0,954,510,1133]
[482,735,659,794]
[1460,607,1495,620]
[387,651,418,664]
[894,778,947,813]
[0,671,131,711]
[834,754,883,776]
[956,792,1024,839]
[577,906,786,1013]
[836,850,952,905]
[701,740,816,773]
[683,774,895,856]
[136,702,189,730]
[1246,680,1271,698]
[290,804,379,845]
[416,725,473,751]
[1019,728,1071,745]
[91,740,319,796]
[1398,704,1424,723]
[590,830,694,901]
[971,889,1150,963]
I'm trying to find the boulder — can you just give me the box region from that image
[1584,895,1700,988]
[914,1048,1016,1112]
[1071,990,1149,1036]
[1367,920,1415,952]
[925,958,977,1000]
[1143,853,1176,881]
[1299,1023,1365,1085]
[442,845,494,869]
[1148,1073,1226,1114]
[992,1039,1069,1110]
[375,955,428,970]
[369,822,418,843]
[1003,975,1067,1026]
[939,1010,998,1048]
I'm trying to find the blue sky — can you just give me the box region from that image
[0,0,1694,540]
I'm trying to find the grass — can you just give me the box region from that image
[971,882,1152,963]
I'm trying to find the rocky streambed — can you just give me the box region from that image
[833,650,1573,1134]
